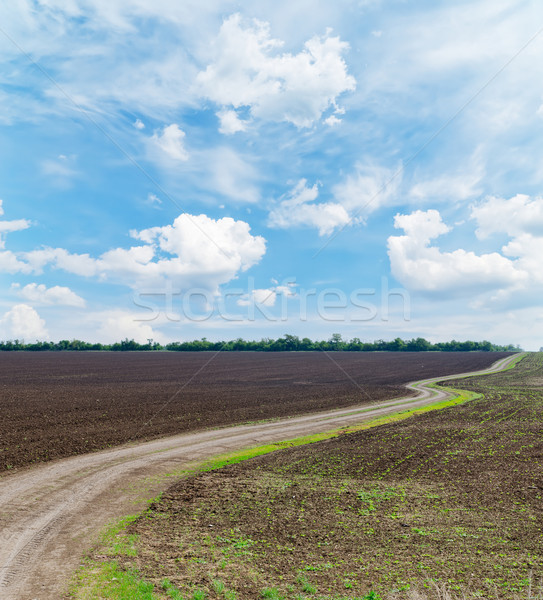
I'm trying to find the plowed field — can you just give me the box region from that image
[114,353,543,599]
[0,351,510,472]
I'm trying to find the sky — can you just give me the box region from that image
[1,0,543,349]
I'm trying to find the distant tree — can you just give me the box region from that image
[282,334,301,351]
[0,335,521,352]
[406,337,432,352]
[328,333,345,351]
[300,337,314,351]
[346,337,363,351]
[389,337,407,352]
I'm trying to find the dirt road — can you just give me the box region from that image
[0,353,520,599]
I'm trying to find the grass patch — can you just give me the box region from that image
[70,561,159,599]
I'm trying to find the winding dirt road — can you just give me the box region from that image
[0,353,520,599]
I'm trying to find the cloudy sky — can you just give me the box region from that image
[1,0,543,349]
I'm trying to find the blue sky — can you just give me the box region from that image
[1,0,543,349]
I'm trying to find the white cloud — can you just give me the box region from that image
[130,214,266,283]
[502,233,543,284]
[410,167,484,204]
[151,124,189,162]
[0,200,31,249]
[236,282,296,307]
[0,251,35,274]
[0,220,31,248]
[393,209,450,242]
[0,304,49,341]
[472,194,543,239]
[22,247,101,277]
[0,211,266,292]
[147,193,162,207]
[12,283,86,307]
[217,109,249,134]
[324,114,342,126]
[268,179,350,236]
[254,288,276,306]
[238,288,277,307]
[275,284,297,298]
[134,118,145,129]
[469,194,543,290]
[0,3,209,120]
[387,209,529,296]
[269,165,400,236]
[332,163,400,218]
[71,214,263,291]
[197,14,356,128]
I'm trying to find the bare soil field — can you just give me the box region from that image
[0,351,510,473]
[113,353,543,599]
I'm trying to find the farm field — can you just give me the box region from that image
[0,351,510,473]
[97,353,543,600]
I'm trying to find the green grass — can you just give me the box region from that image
[162,578,185,599]
[70,561,159,599]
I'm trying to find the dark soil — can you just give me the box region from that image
[118,353,542,599]
[0,351,509,472]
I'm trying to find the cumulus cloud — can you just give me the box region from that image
[238,288,277,307]
[269,165,399,236]
[472,194,543,239]
[0,304,49,341]
[237,282,297,307]
[502,233,543,283]
[7,214,266,293]
[393,209,450,242]
[324,114,342,126]
[217,109,249,134]
[470,194,543,290]
[151,124,189,162]
[12,283,86,307]
[197,14,355,128]
[0,251,36,274]
[387,209,530,297]
[268,179,350,236]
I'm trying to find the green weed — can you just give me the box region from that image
[70,561,158,599]
[261,588,284,599]
[161,578,184,599]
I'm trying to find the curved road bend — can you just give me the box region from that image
[0,352,522,599]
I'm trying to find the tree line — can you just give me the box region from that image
[0,335,521,352]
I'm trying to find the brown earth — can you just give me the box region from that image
[118,353,543,599]
[0,351,511,472]
[0,352,516,599]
